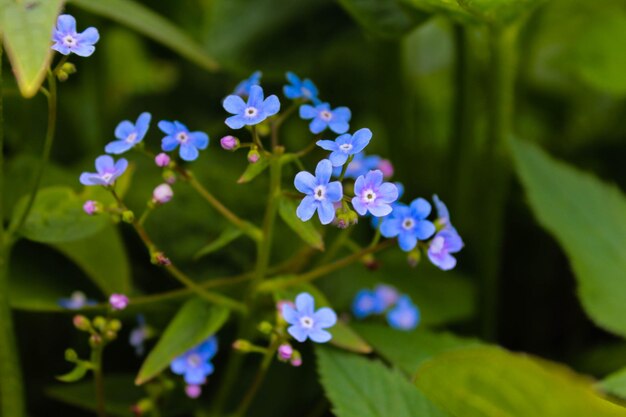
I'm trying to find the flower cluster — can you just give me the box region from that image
[170,337,218,398]
[352,284,420,331]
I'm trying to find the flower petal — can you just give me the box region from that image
[95,155,114,172]
[299,104,317,119]
[161,135,178,151]
[296,196,317,221]
[223,95,246,114]
[247,85,264,108]
[294,171,316,194]
[225,115,246,129]
[351,128,372,153]
[315,159,332,185]
[114,121,135,140]
[398,232,418,252]
[104,140,132,155]
[377,182,399,204]
[410,198,432,220]
[179,144,199,161]
[313,307,337,328]
[158,120,176,135]
[414,220,436,240]
[308,329,332,343]
[325,181,343,202]
[287,325,308,343]
[262,95,280,117]
[282,303,299,324]
[380,218,401,238]
[79,27,99,45]
[317,200,336,225]
[309,118,327,134]
[295,292,315,316]
[72,44,95,57]
[316,140,337,152]
[56,14,76,33]
[190,132,209,150]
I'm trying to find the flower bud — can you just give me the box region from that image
[152,184,173,204]
[363,254,380,271]
[232,339,253,352]
[65,348,78,362]
[290,350,302,367]
[62,62,77,75]
[83,200,100,216]
[73,315,91,331]
[131,398,153,416]
[257,321,273,334]
[154,153,171,168]
[151,251,171,266]
[104,330,118,341]
[185,384,202,399]
[335,206,358,229]
[220,135,239,151]
[109,293,129,311]
[378,159,394,178]
[93,316,107,331]
[277,343,293,361]
[247,148,260,164]
[89,333,103,347]
[163,169,176,184]
[108,319,122,332]
[122,210,135,223]
[407,249,421,268]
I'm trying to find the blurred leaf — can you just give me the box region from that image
[511,139,626,338]
[136,298,229,385]
[601,367,626,401]
[11,186,107,244]
[69,0,219,71]
[2,0,64,98]
[53,225,131,295]
[415,346,626,417]
[399,0,476,24]
[338,0,428,38]
[56,363,89,383]
[316,347,449,417]
[457,0,544,25]
[353,323,480,375]
[194,226,243,260]
[237,157,269,184]
[278,197,324,251]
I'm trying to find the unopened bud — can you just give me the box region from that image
[65,348,78,362]
[335,206,358,229]
[363,254,380,271]
[277,343,293,361]
[407,249,421,268]
[83,200,101,216]
[89,334,103,347]
[290,350,302,367]
[378,159,394,178]
[247,148,260,164]
[131,398,153,416]
[122,210,135,223]
[104,330,117,341]
[154,153,171,168]
[220,135,239,151]
[185,384,202,399]
[163,169,176,184]
[93,316,107,331]
[108,319,122,332]
[232,339,253,352]
[73,315,91,331]
[151,251,171,266]
[152,184,173,204]
[109,293,129,311]
[257,321,273,334]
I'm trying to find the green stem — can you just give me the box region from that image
[271,102,298,149]
[91,345,106,417]
[233,340,277,417]
[337,155,353,182]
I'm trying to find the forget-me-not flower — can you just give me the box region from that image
[352,170,398,217]
[386,295,420,331]
[380,198,436,252]
[105,112,151,154]
[352,289,383,319]
[333,152,381,179]
[428,229,464,271]
[129,315,151,356]
[374,284,400,310]
[79,155,128,186]
[316,128,372,167]
[170,337,218,385]
[294,159,343,225]
[223,85,280,129]
[282,292,337,343]
[51,14,99,57]
[159,120,209,162]
[233,71,262,97]
[300,102,351,134]
[58,291,96,310]
[284,72,319,102]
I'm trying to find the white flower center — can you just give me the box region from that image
[299,316,314,329]
[187,353,202,368]
[101,173,113,182]
[62,35,77,47]
[320,110,332,121]
[363,189,376,203]
[402,218,415,230]
[339,143,353,153]
[430,236,445,254]
[176,132,189,143]
[245,107,258,118]
[125,132,137,144]
[314,185,326,201]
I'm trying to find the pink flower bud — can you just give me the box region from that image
[109,293,129,310]
[278,344,293,361]
[152,184,173,204]
[83,200,98,215]
[154,153,171,167]
[247,149,260,163]
[220,135,239,151]
[185,384,202,399]
[378,159,394,178]
[290,352,302,367]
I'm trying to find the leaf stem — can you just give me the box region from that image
[233,338,278,417]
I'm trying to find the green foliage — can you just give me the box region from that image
[415,346,626,417]
[278,196,324,251]
[2,0,65,97]
[399,0,543,25]
[56,363,90,383]
[511,139,626,338]
[194,226,244,260]
[601,367,626,401]
[316,347,450,417]
[136,298,229,385]
[337,0,428,38]
[237,156,269,183]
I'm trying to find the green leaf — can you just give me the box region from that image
[136,298,229,385]
[11,186,107,244]
[338,0,428,38]
[53,225,131,295]
[69,0,219,71]
[237,157,270,184]
[415,346,626,417]
[353,323,480,375]
[511,139,626,338]
[316,347,449,417]
[194,226,243,260]
[600,367,626,401]
[2,0,65,97]
[457,0,545,25]
[56,363,90,383]
[278,197,324,251]
[399,0,476,24]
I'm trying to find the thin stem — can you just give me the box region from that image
[271,102,298,149]
[91,345,106,417]
[9,70,57,240]
[337,155,353,182]
[251,126,264,151]
[233,340,278,417]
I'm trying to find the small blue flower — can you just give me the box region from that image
[333,152,381,179]
[433,194,450,225]
[294,159,343,225]
[352,170,398,217]
[352,289,383,319]
[282,292,337,343]
[58,291,96,310]
[129,315,152,356]
[371,182,405,228]
[284,72,319,102]
[299,103,351,134]
[170,337,218,385]
[223,85,280,129]
[380,198,436,251]
[105,112,151,154]
[79,155,128,186]
[233,71,262,97]
[428,229,464,271]
[316,128,372,167]
[51,14,99,57]
[158,120,209,162]
[374,284,400,310]
[386,296,420,331]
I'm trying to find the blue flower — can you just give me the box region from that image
[223,85,280,129]
[283,72,319,102]
[158,120,209,161]
[428,229,464,271]
[129,315,152,356]
[352,170,398,217]
[105,112,151,154]
[294,159,343,225]
[51,15,99,57]
[79,155,128,186]
[386,296,420,331]
[333,152,381,179]
[433,194,450,225]
[58,291,96,310]
[371,182,405,228]
[380,198,436,251]
[316,128,372,167]
[170,337,218,385]
[233,71,262,97]
[352,289,383,319]
[282,292,337,343]
[299,103,351,134]
[374,284,400,310]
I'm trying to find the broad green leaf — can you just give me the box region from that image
[601,367,626,401]
[194,226,243,260]
[237,157,269,183]
[415,346,626,417]
[3,0,65,97]
[136,298,229,385]
[316,347,450,417]
[56,363,89,383]
[338,0,428,38]
[69,0,219,71]
[278,197,324,251]
[353,323,480,375]
[11,186,107,243]
[511,139,626,338]
[53,225,131,295]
